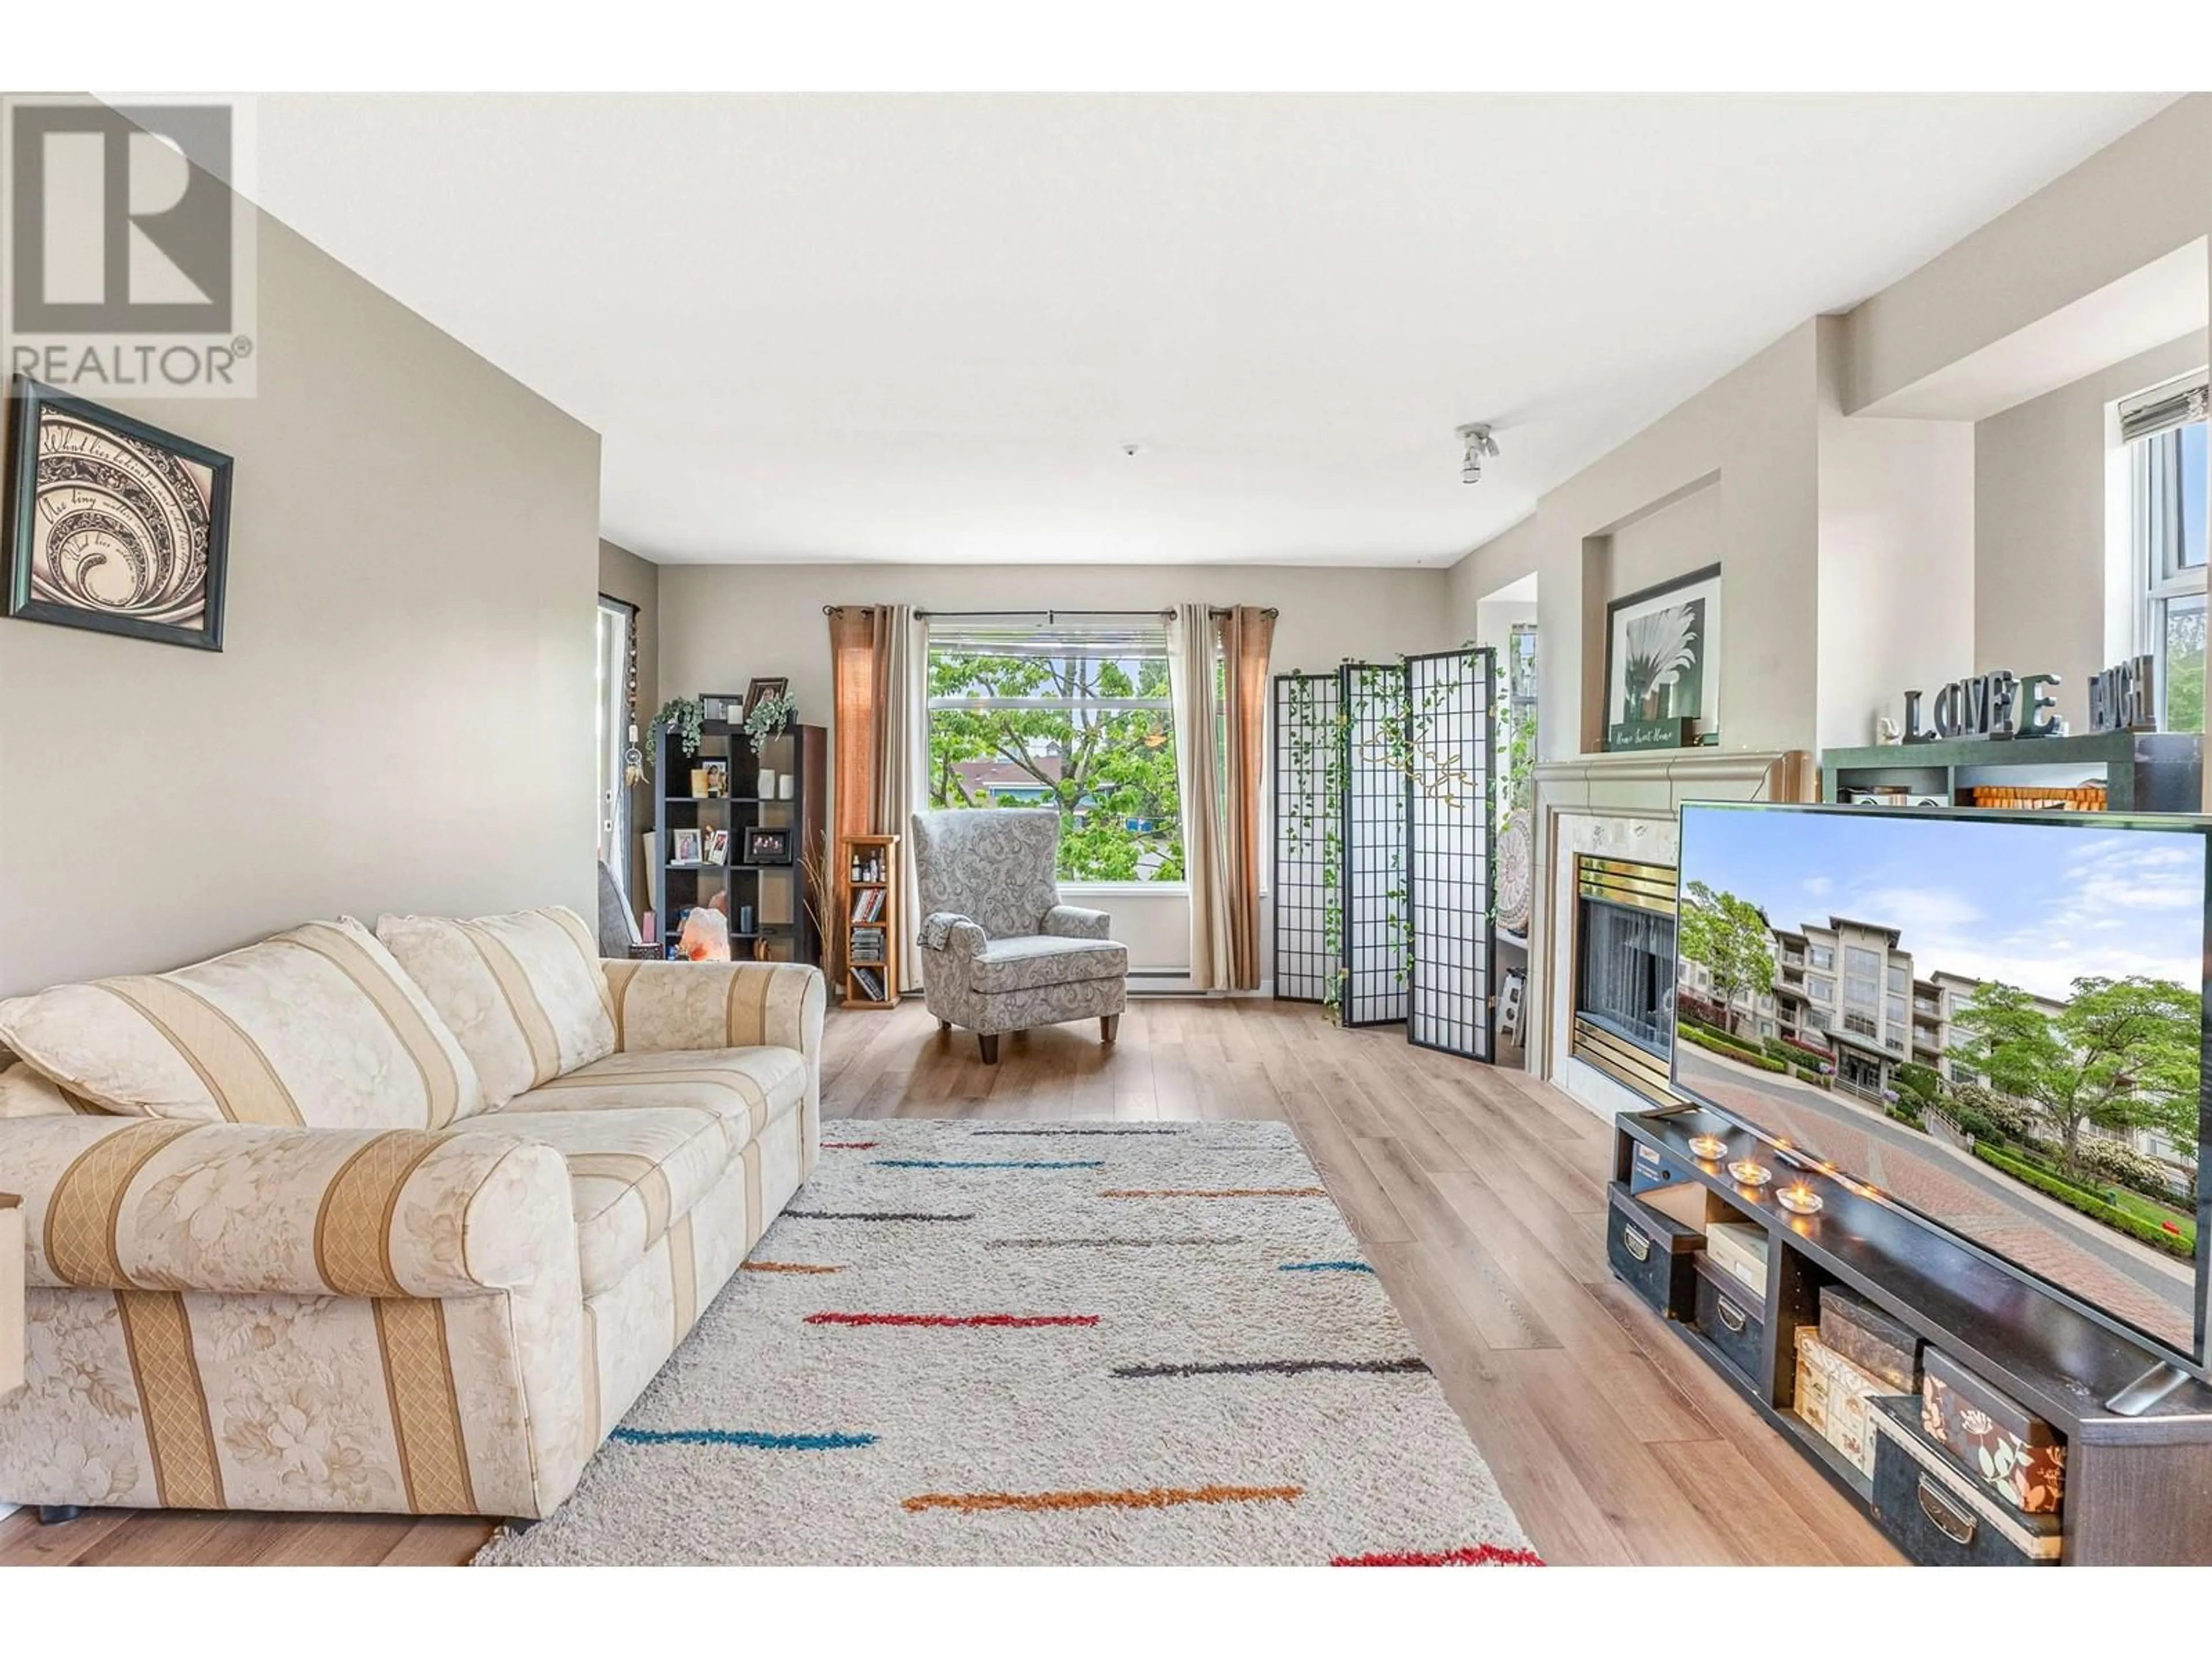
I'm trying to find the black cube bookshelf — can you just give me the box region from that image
[653,703,825,968]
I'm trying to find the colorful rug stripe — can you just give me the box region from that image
[968,1127,1186,1137]
[782,1210,975,1222]
[1279,1260,1376,1274]
[1332,1544,1545,1566]
[987,1235,1245,1249]
[806,1312,1099,1328]
[610,1426,877,1451]
[1113,1357,1430,1379]
[1103,1187,1328,1199]
[876,1158,1104,1170]
[743,1261,842,1274]
[904,1483,1302,1515]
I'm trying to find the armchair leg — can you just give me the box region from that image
[36,1505,85,1525]
[937,1018,951,1032]
[978,1033,999,1065]
[1101,1014,1120,1044]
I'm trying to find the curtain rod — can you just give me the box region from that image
[821,605,1278,619]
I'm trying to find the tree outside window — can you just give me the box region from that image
[926,624,1185,884]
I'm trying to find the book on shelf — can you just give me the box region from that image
[851,965,887,1002]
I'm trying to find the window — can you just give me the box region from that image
[1885,992,1907,1031]
[594,597,635,895]
[1844,945,1882,1010]
[1844,1010,1878,1039]
[1807,974,1835,1003]
[926,613,1185,884]
[2127,374,2210,732]
[1808,945,1834,971]
[1886,963,1908,993]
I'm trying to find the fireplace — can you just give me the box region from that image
[1570,856,1680,1103]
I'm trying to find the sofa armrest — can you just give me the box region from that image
[601,960,825,1062]
[5,1116,572,1298]
[1042,904,1112,941]
[919,913,987,960]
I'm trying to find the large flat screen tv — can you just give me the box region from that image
[1672,801,2210,1366]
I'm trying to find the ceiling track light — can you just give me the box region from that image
[1456,422,1500,484]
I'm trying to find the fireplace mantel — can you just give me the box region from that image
[1523,747,1815,1120]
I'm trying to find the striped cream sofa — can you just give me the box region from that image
[0,908,823,1522]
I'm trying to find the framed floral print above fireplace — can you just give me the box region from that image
[1601,563,1720,751]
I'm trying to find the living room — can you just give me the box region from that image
[3,22,2210,1640]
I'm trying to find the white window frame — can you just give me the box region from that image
[594,597,634,899]
[924,613,1187,893]
[2124,371,2209,729]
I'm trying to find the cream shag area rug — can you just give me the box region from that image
[478,1119,1540,1566]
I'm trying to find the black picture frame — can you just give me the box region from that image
[5,374,234,652]
[741,676,790,721]
[743,825,793,865]
[1600,562,1721,751]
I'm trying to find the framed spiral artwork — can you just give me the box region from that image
[6,375,234,652]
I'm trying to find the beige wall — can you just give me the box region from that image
[656,560,1453,975]
[598,539,660,907]
[1847,97,2212,415]
[1815,319,1978,750]
[0,209,601,995]
[1975,334,2207,729]
[1448,96,2212,771]
[1446,322,1822,760]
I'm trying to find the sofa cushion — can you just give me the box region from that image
[0,918,484,1128]
[376,907,616,1109]
[498,1046,804,1142]
[478,1106,735,1294]
[967,934,1130,995]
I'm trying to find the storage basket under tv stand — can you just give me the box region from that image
[1611,1103,2212,1565]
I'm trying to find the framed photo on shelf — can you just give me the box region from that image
[1602,563,1721,751]
[704,828,730,865]
[700,759,729,798]
[7,375,236,652]
[741,676,790,721]
[670,827,703,865]
[743,825,793,865]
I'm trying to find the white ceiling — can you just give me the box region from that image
[248,93,2176,567]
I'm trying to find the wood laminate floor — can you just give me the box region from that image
[0,997,1896,1566]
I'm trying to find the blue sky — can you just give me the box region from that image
[1679,807,2206,1002]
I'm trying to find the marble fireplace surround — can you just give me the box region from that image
[1527,748,1815,1124]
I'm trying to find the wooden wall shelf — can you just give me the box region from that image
[842,833,900,1008]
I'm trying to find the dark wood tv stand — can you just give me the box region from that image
[1612,1104,2212,1565]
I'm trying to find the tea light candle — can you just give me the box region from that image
[1727,1159,1772,1188]
[1777,1183,1824,1216]
[1687,1134,1728,1161]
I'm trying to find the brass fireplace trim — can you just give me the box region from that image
[1570,853,1683,1105]
[1577,855,1678,916]
[1572,1014,1683,1103]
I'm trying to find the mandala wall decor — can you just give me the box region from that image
[6,375,234,651]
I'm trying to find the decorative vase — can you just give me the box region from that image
[757,768,777,799]
[778,774,795,800]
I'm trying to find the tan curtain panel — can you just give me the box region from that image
[1216,604,1275,988]
[869,605,926,992]
[826,607,879,982]
[1169,603,1229,990]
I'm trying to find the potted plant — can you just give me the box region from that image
[743,686,798,753]
[644,697,706,772]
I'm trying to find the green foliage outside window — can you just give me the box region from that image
[926,649,1184,884]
